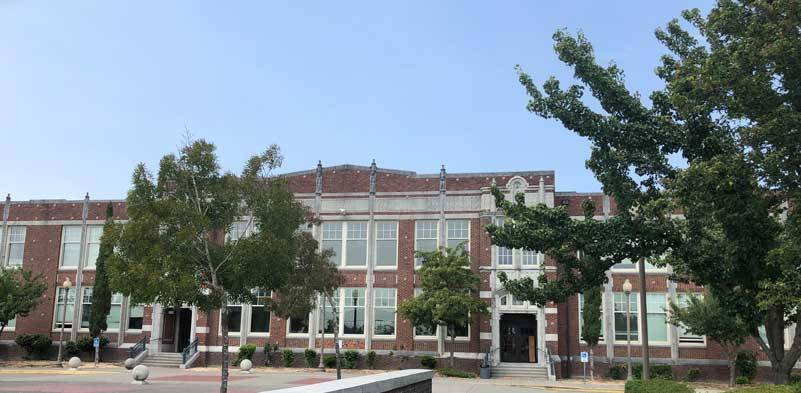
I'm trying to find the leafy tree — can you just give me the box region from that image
[668,294,749,387]
[513,30,681,379]
[397,246,488,367]
[652,1,801,384]
[107,139,313,393]
[88,202,114,365]
[581,286,603,381]
[0,268,47,336]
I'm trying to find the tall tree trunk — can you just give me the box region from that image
[319,298,325,370]
[589,345,595,381]
[638,257,650,380]
[758,307,796,385]
[220,299,230,393]
[329,298,341,380]
[449,324,455,368]
[728,357,736,387]
[0,323,5,337]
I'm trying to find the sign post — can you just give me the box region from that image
[580,351,589,382]
[93,337,101,367]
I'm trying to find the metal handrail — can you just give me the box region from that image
[182,338,199,364]
[128,335,148,359]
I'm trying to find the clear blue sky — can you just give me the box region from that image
[1,1,711,200]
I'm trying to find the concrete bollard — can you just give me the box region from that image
[131,365,149,385]
[124,358,136,371]
[68,357,81,370]
[240,359,253,373]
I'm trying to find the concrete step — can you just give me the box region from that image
[492,365,549,379]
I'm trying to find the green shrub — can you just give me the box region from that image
[343,350,360,369]
[76,336,109,352]
[729,385,801,393]
[264,343,279,366]
[630,363,673,380]
[304,348,317,368]
[624,379,693,393]
[686,368,701,382]
[791,373,801,385]
[15,334,52,359]
[366,350,377,369]
[436,368,476,378]
[736,376,751,385]
[235,344,257,366]
[281,349,294,367]
[607,363,628,380]
[736,350,758,382]
[420,355,437,369]
[64,341,80,358]
[323,354,337,368]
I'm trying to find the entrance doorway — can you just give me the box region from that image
[500,314,537,363]
[162,307,192,353]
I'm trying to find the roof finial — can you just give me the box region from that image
[315,161,323,195]
[439,165,446,194]
[369,159,377,194]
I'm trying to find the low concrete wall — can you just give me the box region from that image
[260,369,433,393]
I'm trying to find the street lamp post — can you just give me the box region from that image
[56,277,73,366]
[622,279,633,381]
[318,296,326,371]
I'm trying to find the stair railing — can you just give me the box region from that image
[128,335,148,359]
[182,338,199,365]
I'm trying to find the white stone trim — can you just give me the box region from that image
[544,307,558,314]
[141,325,152,332]
[195,327,209,334]
[545,333,559,342]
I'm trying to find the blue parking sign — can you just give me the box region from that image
[93,337,100,348]
[580,351,589,363]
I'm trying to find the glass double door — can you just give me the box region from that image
[500,314,537,363]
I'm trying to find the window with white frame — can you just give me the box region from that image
[375,222,398,267]
[288,316,309,334]
[448,322,469,338]
[60,226,82,267]
[54,287,76,329]
[107,293,123,330]
[522,250,539,266]
[317,294,337,334]
[228,221,251,242]
[250,289,271,334]
[373,288,396,336]
[415,221,438,266]
[321,221,368,267]
[413,288,436,337]
[128,304,144,330]
[342,287,365,334]
[613,292,638,341]
[224,300,243,333]
[85,226,103,269]
[497,246,513,266]
[80,287,93,329]
[676,293,704,343]
[494,217,540,267]
[578,293,605,342]
[446,220,469,251]
[646,293,668,343]
[5,226,26,266]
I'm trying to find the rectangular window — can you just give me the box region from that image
[288,316,309,334]
[250,289,271,334]
[676,293,704,343]
[80,287,93,329]
[375,222,398,267]
[522,250,539,266]
[61,226,82,267]
[578,293,605,342]
[646,293,668,342]
[225,301,242,333]
[128,304,144,330]
[85,226,103,269]
[7,316,15,329]
[321,222,342,266]
[448,323,469,338]
[55,287,76,329]
[613,292,638,341]
[446,220,469,251]
[373,288,396,336]
[6,226,26,266]
[318,294,338,334]
[107,293,123,330]
[345,222,368,267]
[413,288,436,337]
[228,221,250,242]
[342,288,365,335]
[497,247,513,266]
[415,221,438,266]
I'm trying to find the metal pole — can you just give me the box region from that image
[57,289,67,366]
[626,292,632,380]
[318,296,326,371]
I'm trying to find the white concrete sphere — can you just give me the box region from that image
[124,358,136,370]
[67,357,81,369]
[132,365,149,381]
[240,359,253,372]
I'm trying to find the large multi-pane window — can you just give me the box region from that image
[373,288,396,336]
[5,226,26,266]
[342,288,365,335]
[646,293,668,343]
[494,218,540,267]
[225,300,242,333]
[128,304,144,330]
[321,222,368,267]
[250,289,271,334]
[54,287,76,328]
[497,246,513,266]
[107,293,123,330]
[413,288,436,337]
[446,220,469,250]
[448,323,469,338]
[375,222,398,267]
[60,226,82,267]
[318,295,337,334]
[415,221,438,266]
[522,250,539,266]
[578,293,604,342]
[80,287,94,329]
[228,221,251,242]
[676,293,704,343]
[288,316,309,334]
[85,226,103,269]
[613,292,638,341]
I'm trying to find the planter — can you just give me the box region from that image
[480,366,491,379]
